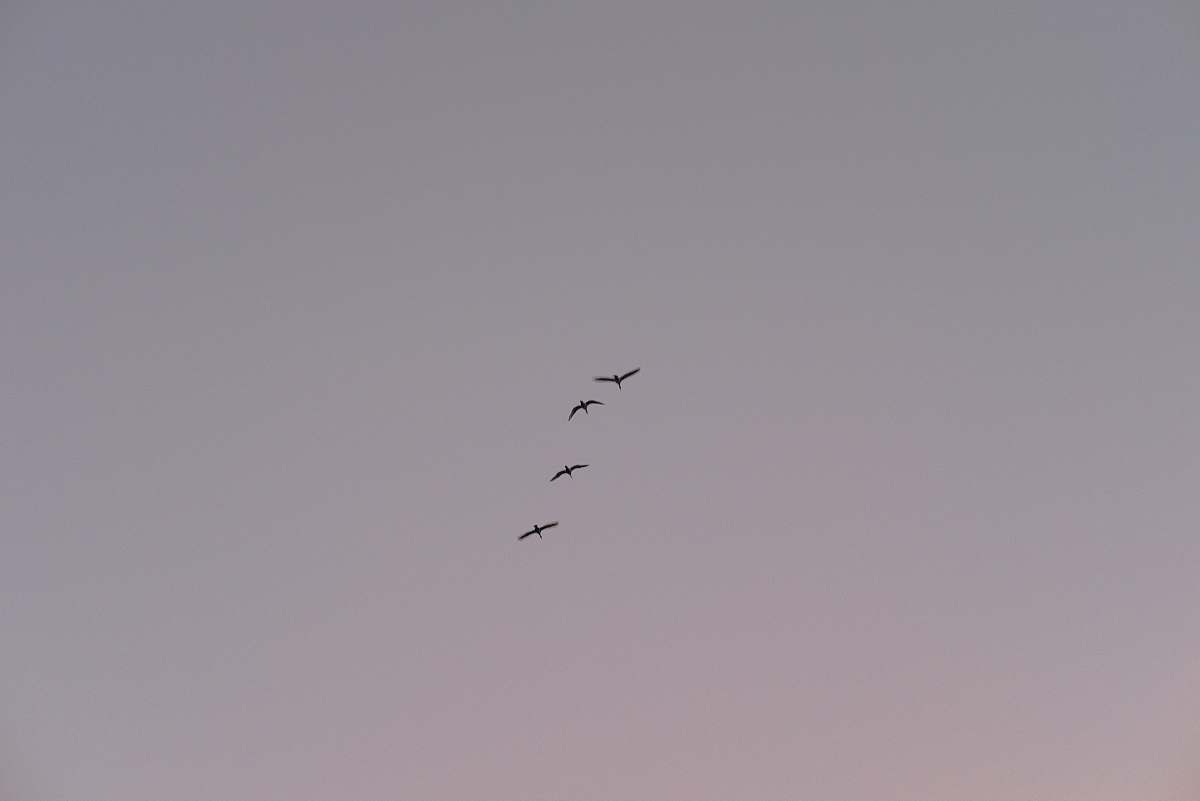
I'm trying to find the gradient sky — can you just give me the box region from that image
[3,3,1199,800]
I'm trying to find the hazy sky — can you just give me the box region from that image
[3,3,1199,800]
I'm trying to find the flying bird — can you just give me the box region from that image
[550,464,589,481]
[518,521,559,541]
[568,399,604,420]
[594,367,640,389]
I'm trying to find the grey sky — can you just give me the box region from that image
[3,3,1199,800]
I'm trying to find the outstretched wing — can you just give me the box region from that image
[551,469,568,481]
[584,399,604,408]
[541,521,559,530]
[619,367,641,381]
[570,464,589,471]
[594,375,617,383]
[568,404,581,420]
[518,529,536,541]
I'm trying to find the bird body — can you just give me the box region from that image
[519,521,560,541]
[551,464,589,481]
[568,399,603,420]
[593,367,640,389]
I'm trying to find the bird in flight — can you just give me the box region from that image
[518,521,559,541]
[551,464,589,481]
[594,367,640,389]
[568,399,604,420]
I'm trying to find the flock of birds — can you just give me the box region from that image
[518,367,641,542]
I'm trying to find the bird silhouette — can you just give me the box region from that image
[594,367,640,389]
[518,521,559,541]
[550,464,589,481]
[568,399,604,420]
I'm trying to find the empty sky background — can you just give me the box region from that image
[3,3,1199,800]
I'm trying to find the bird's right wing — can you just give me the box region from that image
[568,406,580,420]
[542,521,559,529]
[594,376,617,383]
[620,367,641,381]
[551,470,566,481]
[518,530,535,540]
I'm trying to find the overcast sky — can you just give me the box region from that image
[3,3,1199,800]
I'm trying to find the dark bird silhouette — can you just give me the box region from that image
[594,367,640,389]
[568,399,603,420]
[551,464,589,481]
[518,521,559,541]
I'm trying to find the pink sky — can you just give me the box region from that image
[2,3,1198,800]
